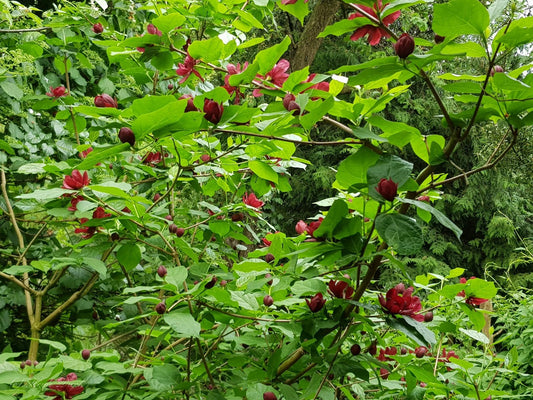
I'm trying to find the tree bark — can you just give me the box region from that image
[289,0,342,71]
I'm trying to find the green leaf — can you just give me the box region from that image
[488,0,509,21]
[248,160,278,183]
[433,0,489,37]
[375,214,423,255]
[300,96,334,131]
[209,220,230,236]
[334,147,380,189]
[494,16,533,49]
[0,81,23,100]
[132,95,177,116]
[144,364,181,391]
[152,13,186,33]
[459,328,490,344]
[234,259,271,272]
[188,37,224,63]
[409,135,445,164]
[254,36,291,75]
[398,198,462,240]
[492,73,531,91]
[151,51,174,70]
[166,266,188,290]
[0,139,15,155]
[132,101,186,139]
[116,244,142,271]
[39,339,66,352]
[278,0,310,24]
[313,199,348,239]
[367,154,413,199]
[0,370,28,385]
[386,316,436,347]
[318,18,360,38]
[164,311,201,337]
[77,144,130,170]
[17,188,71,200]
[466,278,497,299]
[83,257,107,278]
[291,279,324,297]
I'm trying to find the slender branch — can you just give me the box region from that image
[197,300,293,323]
[0,271,35,293]
[0,27,51,33]
[90,329,138,352]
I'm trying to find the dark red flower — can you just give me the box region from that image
[307,218,324,238]
[92,23,104,34]
[434,34,445,44]
[176,53,203,84]
[328,280,354,299]
[143,152,163,165]
[394,33,415,59]
[224,62,248,103]
[79,147,93,159]
[44,372,84,399]
[263,392,277,400]
[281,0,308,4]
[62,170,90,190]
[68,195,84,212]
[439,348,459,363]
[416,195,430,202]
[378,283,424,321]
[46,86,67,98]
[379,367,390,379]
[179,94,199,112]
[295,220,308,234]
[94,94,117,108]
[306,292,326,313]
[147,23,162,36]
[377,346,398,362]
[253,59,290,96]
[283,93,301,115]
[263,295,274,307]
[348,1,400,46]
[243,192,264,208]
[203,99,224,124]
[376,178,398,201]
[262,237,272,246]
[92,206,112,219]
[118,127,135,146]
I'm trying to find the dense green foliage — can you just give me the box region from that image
[1,0,533,399]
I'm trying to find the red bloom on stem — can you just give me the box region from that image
[46,86,67,98]
[223,62,248,103]
[94,94,117,108]
[348,1,401,46]
[307,217,324,238]
[75,207,111,239]
[92,206,112,219]
[44,372,84,399]
[147,23,162,36]
[306,292,326,313]
[176,53,203,84]
[295,220,308,234]
[328,280,354,299]
[253,59,290,96]
[179,94,199,112]
[377,346,398,362]
[376,178,398,201]
[92,22,104,34]
[378,283,424,321]
[62,170,90,190]
[68,195,84,212]
[143,152,163,165]
[394,33,415,59]
[243,192,264,209]
[203,99,224,124]
[457,277,488,306]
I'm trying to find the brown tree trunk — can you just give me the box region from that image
[289,0,342,71]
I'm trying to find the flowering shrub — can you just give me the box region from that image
[0,0,529,399]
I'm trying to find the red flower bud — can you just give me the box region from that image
[265,253,275,263]
[394,33,415,59]
[46,86,67,98]
[263,392,277,400]
[263,295,274,307]
[350,344,361,356]
[376,178,398,201]
[380,368,390,380]
[231,212,244,222]
[200,154,211,162]
[415,346,427,358]
[368,341,377,356]
[118,127,135,146]
[81,349,91,360]
[434,34,445,44]
[155,302,166,314]
[306,293,326,313]
[176,227,185,237]
[205,276,217,289]
[157,265,167,278]
[424,311,433,322]
[295,220,308,234]
[179,94,199,112]
[417,195,430,202]
[490,65,504,76]
[203,99,224,124]
[92,22,104,34]
[169,224,179,234]
[94,93,118,108]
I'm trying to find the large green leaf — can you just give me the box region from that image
[254,36,291,74]
[248,160,278,183]
[334,147,380,190]
[144,364,182,391]
[313,199,349,239]
[116,244,142,271]
[188,37,224,63]
[164,311,201,337]
[375,213,423,255]
[398,198,462,240]
[386,316,436,347]
[166,266,188,290]
[131,101,186,139]
[77,143,130,170]
[152,13,186,33]
[433,0,489,37]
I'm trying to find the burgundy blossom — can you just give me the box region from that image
[378,283,424,321]
[394,33,415,59]
[376,178,398,201]
[74,207,111,239]
[377,346,398,362]
[68,195,84,212]
[295,220,308,234]
[307,218,324,238]
[243,192,264,208]
[224,62,248,103]
[176,53,203,84]
[306,292,326,313]
[203,99,224,124]
[179,94,199,112]
[62,170,90,190]
[253,59,290,96]
[92,23,104,34]
[143,152,163,165]
[79,147,93,159]
[46,86,67,98]
[328,280,354,299]
[94,94,117,108]
[118,127,135,146]
[147,23,162,36]
[44,372,84,399]
[348,1,400,46]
